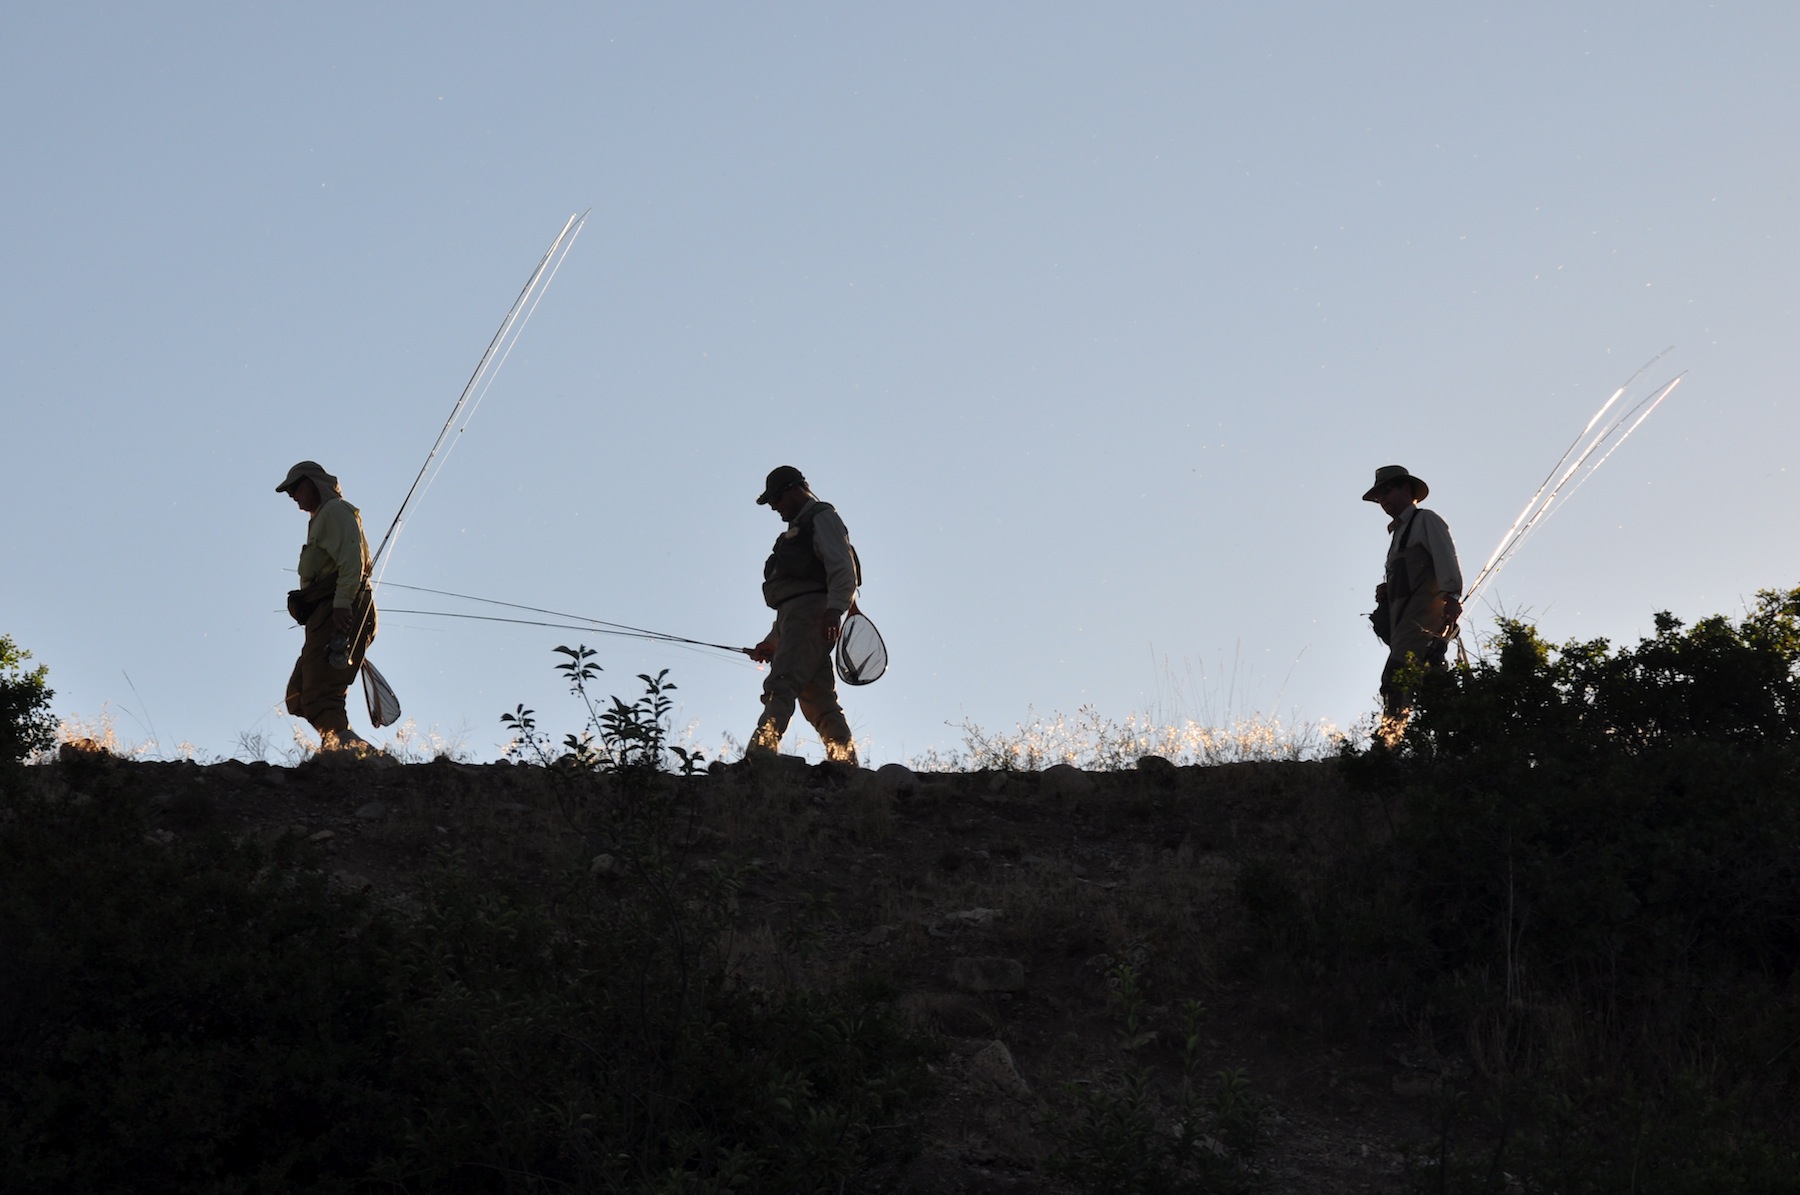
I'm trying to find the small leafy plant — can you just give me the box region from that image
[0,634,54,767]
[503,646,705,775]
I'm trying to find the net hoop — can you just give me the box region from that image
[835,611,887,686]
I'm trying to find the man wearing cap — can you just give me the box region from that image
[1365,464,1462,743]
[747,465,860,766]
[276,461,377,751]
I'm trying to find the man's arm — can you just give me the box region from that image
[314,502,369,629]
[749,617,780,663]
[1421,510,1464,620]
[810,507,858,644]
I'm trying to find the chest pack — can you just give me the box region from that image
[1369,510,1420,646]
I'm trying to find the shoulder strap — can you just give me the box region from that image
[1389,509,1425,606]
[1397,508,1420,549]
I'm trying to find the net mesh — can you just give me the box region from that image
[361,660,403,728]
[835,612,887,686]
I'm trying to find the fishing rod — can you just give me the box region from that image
[1473,347,1672,584]
[1464,363,1685,606]
[368,211,590,582]
[378,581,755,655]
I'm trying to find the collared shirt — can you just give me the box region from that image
[1386,505,1463,599]
[297,496,372,609]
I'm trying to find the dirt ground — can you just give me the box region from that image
[57,750,1438,1193]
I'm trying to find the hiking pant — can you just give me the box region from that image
[286,591,376,740]
[1379,587,1453,734]
[751,592,855,762]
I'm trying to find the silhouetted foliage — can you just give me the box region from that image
[1265,590,1800,1191]
[0,634,54,766]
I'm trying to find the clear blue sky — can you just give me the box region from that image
[5,4,1795,763]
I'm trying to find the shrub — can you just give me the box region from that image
[0,634,54,766]
[1284,592,1800,1189]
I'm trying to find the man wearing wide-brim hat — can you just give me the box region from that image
[1364,465,1462,743]
[745,465,860,766]
[276,460,377,751]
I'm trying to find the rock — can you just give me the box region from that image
[861,925,893,946]
[909,780,952,806]
[951,956,1026,993]
[1136,754,1179,786]
[898,992,999,1036]
[1391,1071,1442,1099]
[1041,763,1094,799]
[308,830,335,843]
[354,801,386,820]
[874,762,915,792]
[941,907,1004,928]
[590,853,618,875]
[763,752,811,778]
[969,1040,1033,1098]
[59,739,116,764]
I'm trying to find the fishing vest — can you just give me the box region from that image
[764,502,861,590]
[1386,507,1445,611]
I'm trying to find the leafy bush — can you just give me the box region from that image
[1249,592,1800,1190]
[1406,588,1800,758]
[0,634,54,765]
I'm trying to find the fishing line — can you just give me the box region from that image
[378,581,752,654]
[369,211,590,583]
[380,609,758,665]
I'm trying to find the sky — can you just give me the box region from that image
[4,4,1795,765]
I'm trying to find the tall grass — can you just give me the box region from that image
[915,703,1340,771]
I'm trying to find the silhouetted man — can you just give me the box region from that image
[747,465,859,766]
[1365,464,1462,744]
[277,460,377,751]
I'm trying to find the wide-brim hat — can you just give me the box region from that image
[1362,464,1428,503]
[756,465,807,505]
[276,460,338,495]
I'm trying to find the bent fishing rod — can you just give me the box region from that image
[368,211,590,583]
[1438,356,1684,664]
[1464,366,1685,607]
